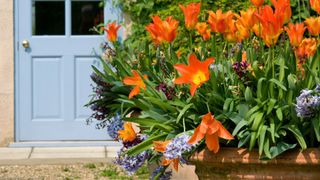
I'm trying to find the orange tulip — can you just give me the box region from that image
[305,17,320,36]
[179,3,201,29]
[208,9,234,34]
[224,19,239,42]
[310,0,320,14]
[118,122,136,142]
[153,140,179,171]
[153,140,170,153]
[270,0,291,24]
[123,70,148,99]
[146,16,179,44]
[162,158,180,172]
[255,5,284,47]
[250,0,264,7]
[104,22,121,43]
[196,23,211,41]
[235,20,251,42]
[236,8,258,30]
[188,112,234,153]
[284,23,306,47]
[174,53,214,96]
[295,38,318,59]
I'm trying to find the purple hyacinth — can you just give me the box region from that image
[232,61,249,79]
[151,166,172,180]
[115,148,149,175]
[163,134,193,160]
[156,83,175,100]
[106,114,123,139]
[295,88,320,118]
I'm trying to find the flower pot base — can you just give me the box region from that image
[190,148,320,179]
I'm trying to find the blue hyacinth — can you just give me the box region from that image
[163,134,193,160]
[106,114,123,139]
[151,166,172,180]
[115,148,149,175]
[295,86,320,118]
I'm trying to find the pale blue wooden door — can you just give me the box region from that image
[16,0,121,140]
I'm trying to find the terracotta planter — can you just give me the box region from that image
[189,148,320,179]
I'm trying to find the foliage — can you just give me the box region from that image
[87,0,320,178]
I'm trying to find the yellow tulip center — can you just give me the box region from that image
[192,71,206,85]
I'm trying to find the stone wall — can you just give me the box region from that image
[0,0,14,146]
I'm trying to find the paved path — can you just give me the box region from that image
[0,146,121,165]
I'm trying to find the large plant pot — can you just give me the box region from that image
[189,147,320,179]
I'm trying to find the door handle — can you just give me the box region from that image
[22,40,30,48]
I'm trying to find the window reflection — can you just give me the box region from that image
[32,1,65,35]
[72,1,104,35]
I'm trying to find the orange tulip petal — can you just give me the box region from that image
[217,122,234,140]
[173,158,180,172]
[188,126,205,144]
[128,86,140,99]
[161,158,172,166]
[205,133,220,153]
[153,140,170,153]
[190,84,199,96]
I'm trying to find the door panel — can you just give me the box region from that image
[17,0,120,141]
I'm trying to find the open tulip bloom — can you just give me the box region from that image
[87,0,320,178]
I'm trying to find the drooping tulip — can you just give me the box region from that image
[123,70,148,99]
[295,38,318,59]
[179,3,201,29]
[174,53,214,96]
[188,112,234,153]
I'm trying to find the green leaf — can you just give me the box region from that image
[252,112,264,131]
[124,117,173,132]
[144,97,176,112]
[245,105,260,119]
[312,117,320,142]
[263,138,272,159]
[223,98,233,111]
[267,99,277,115]
[285,125,307,150]
[269,79,287,91]
[127,133,167,156]
[269,118,276,143]
[232,120,248,136]
[269,142,297,159]
[176,103,193,123]
[287,74,297,90]
[249,132,257,150]
[238,131,250,148]
[276,108,283,121]
[259,125,268,156]
[257,78,266,99]
[245,87,253,102]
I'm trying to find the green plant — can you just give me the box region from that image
[88,0,320,178]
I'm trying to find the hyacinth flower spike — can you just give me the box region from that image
[118,122,136,142]
[188,112,234,153]
[174,53,214,96]
[123,70,148,99]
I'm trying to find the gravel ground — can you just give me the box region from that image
[0,163,149,180]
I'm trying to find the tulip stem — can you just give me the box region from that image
[298,0,301,23]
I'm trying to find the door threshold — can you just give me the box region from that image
[9,141,121,148]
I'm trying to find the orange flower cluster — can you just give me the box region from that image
[104,22,121,43]
[188,112,234,153]
[145,16,179,45]
[179,3,201,30]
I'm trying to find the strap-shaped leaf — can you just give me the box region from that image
[124,117,174,132]
[269,78,287,91]
[127,133,168,156]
